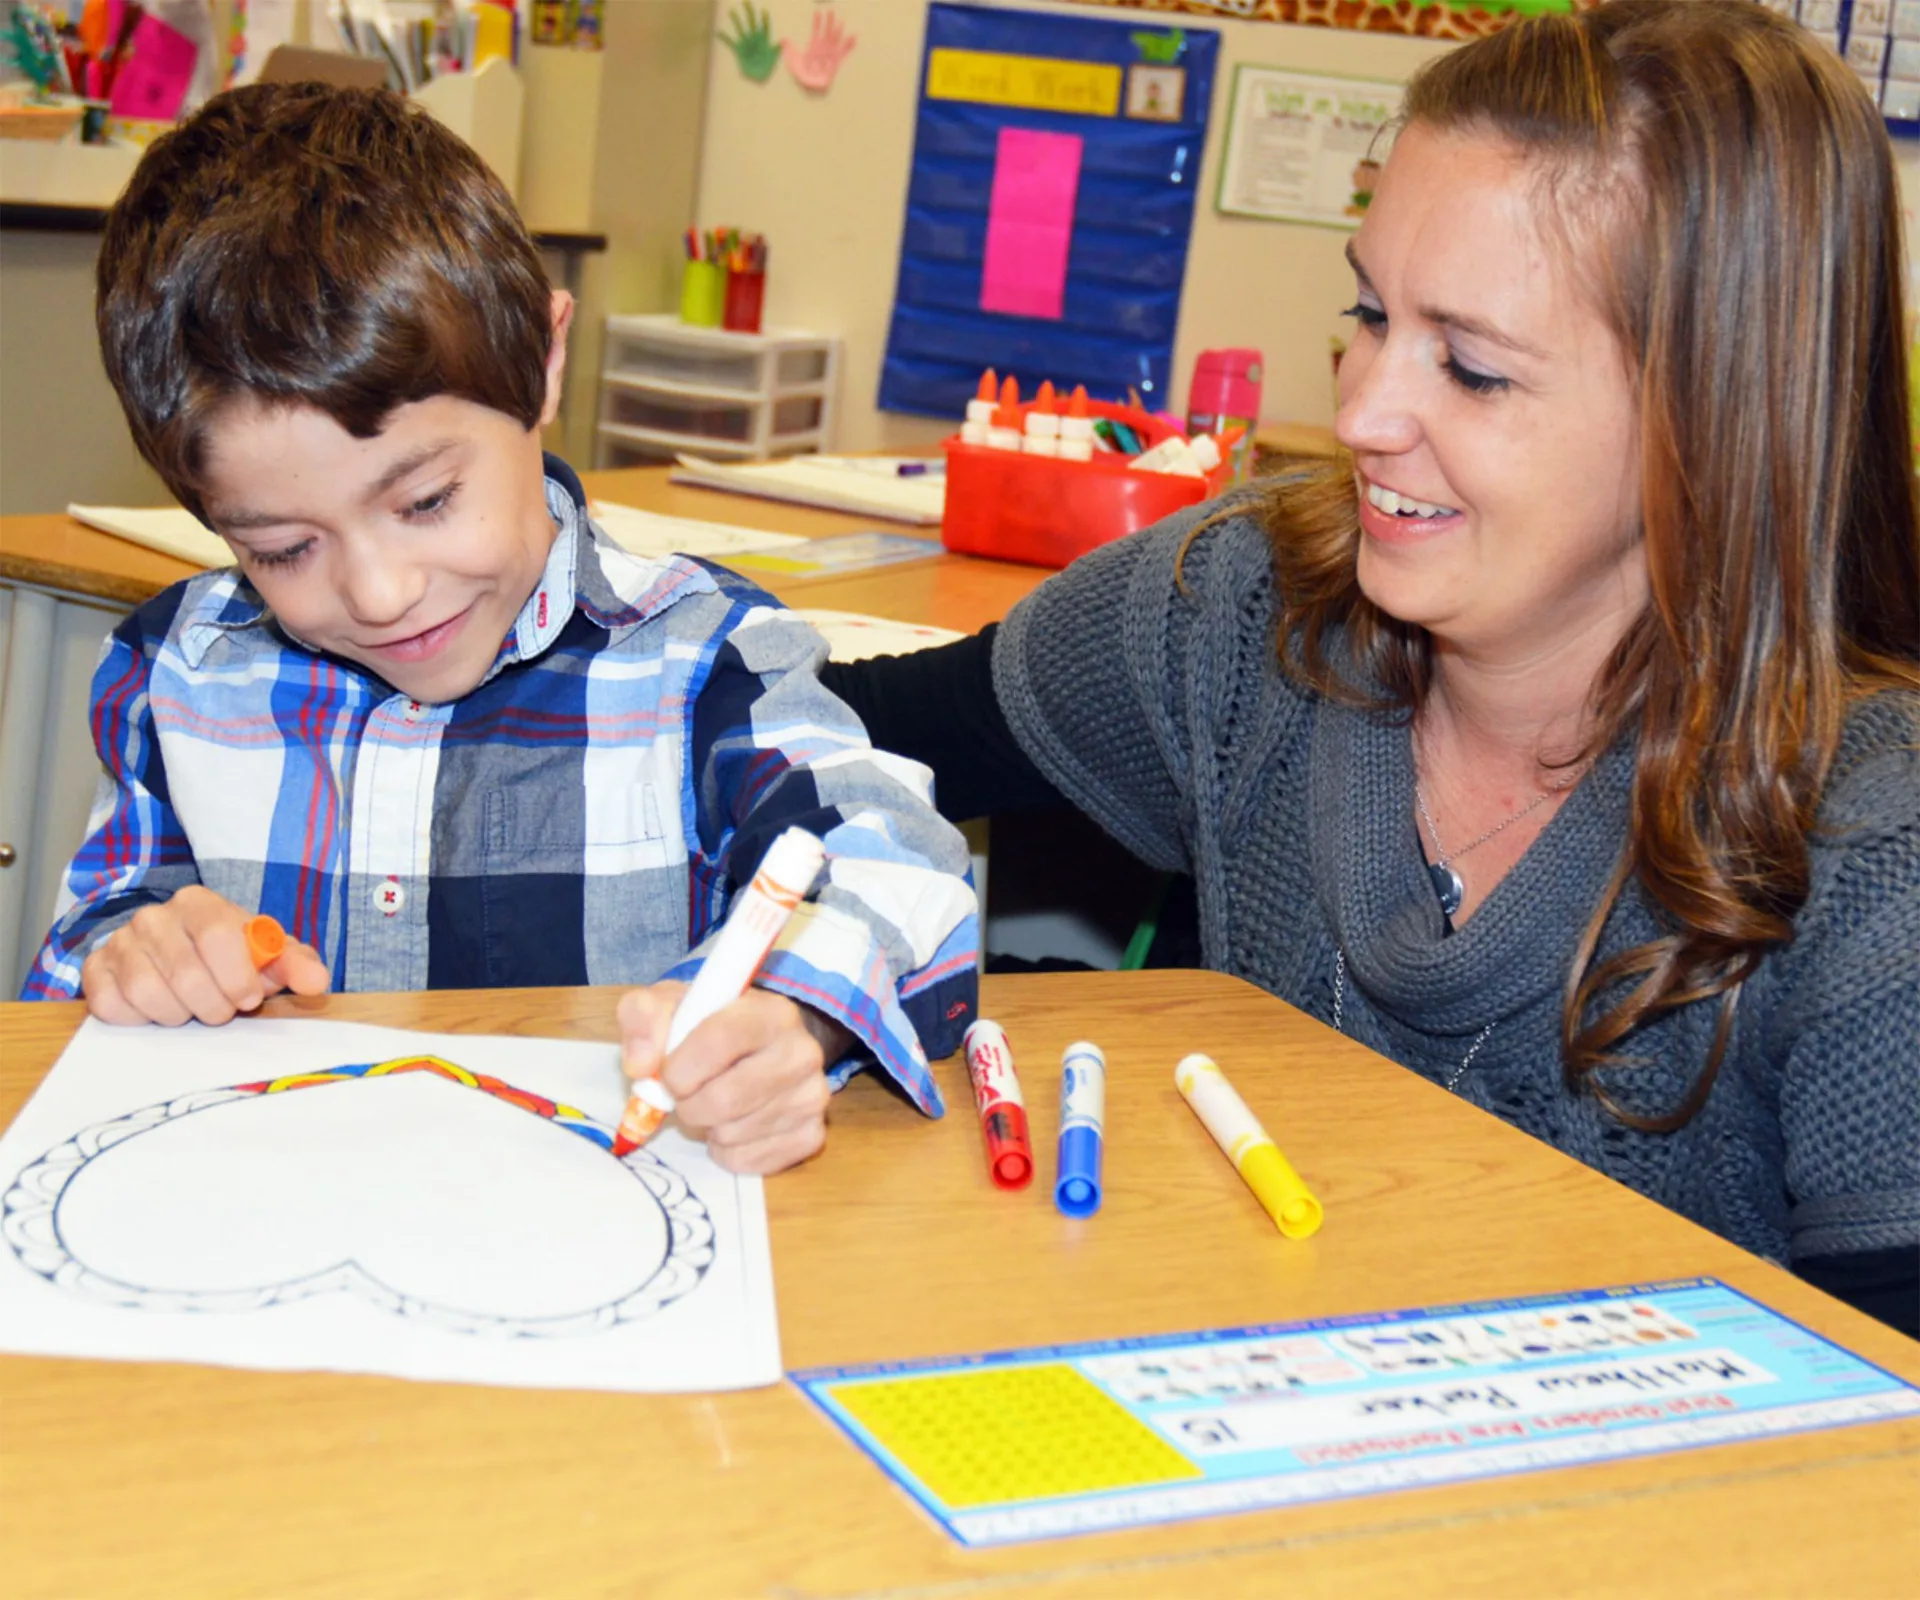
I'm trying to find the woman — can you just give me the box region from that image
[829,1,1919,1333]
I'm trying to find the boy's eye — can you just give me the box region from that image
[404,482,460,521]
[1341,300,1386,331]
[248,540,313,570]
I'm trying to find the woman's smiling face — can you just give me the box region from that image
[1335,123,1648,667]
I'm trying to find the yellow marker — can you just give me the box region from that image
[1174,1054,1323,1239]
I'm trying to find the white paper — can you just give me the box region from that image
[0,1018,780,1391]
[791,609,964,663]
[670,456,946,527]
[68,503,231,569]
[587,501,804,561]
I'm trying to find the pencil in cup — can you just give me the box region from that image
[1174,1053,1323,1238]
[611,828,828,1156]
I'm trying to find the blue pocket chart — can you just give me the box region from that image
[879,2,1220,421]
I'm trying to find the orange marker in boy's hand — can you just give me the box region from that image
[244,914,286,970]
[79,889,331,1027]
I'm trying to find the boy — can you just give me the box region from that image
[22,83,978,1175]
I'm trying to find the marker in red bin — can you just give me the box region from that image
[1058,386,1094,462]
[1023,380,1060,457]
[612,827,827,1156]
[961,369,997,446]
[963,1019,1033,1188]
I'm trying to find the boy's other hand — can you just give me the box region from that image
[617,982,852,1175]
[81,886,331,1026]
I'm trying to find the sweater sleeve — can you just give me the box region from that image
[989,502,1285,876]
[1776,722,1920,1271]
[989,512,1212,874]
[819,628,1066,822]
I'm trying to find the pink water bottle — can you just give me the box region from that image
[1186,348,1263,483]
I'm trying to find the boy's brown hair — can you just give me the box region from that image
[97,82,553,520]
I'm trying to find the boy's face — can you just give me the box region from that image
[197,294,573,705]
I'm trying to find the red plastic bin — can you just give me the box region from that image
[940,398,1230,569]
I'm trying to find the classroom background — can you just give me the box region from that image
[8,0,1916,519]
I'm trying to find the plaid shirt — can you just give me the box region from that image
[23,460,977,1114]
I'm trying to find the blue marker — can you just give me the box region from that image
[1055,1040,1107,1218]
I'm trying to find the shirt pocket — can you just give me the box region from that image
[483,781,680,876]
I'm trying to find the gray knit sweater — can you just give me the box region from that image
[993,508,1919,1267]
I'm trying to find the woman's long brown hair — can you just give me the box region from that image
[1243,0,1920,1128]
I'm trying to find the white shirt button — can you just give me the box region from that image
[403,700,424,723]
[374,878,405,915]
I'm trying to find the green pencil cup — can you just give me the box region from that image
[679,260,724,327]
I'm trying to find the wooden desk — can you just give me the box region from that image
[0,465,1049,633]
[3,972,1914,1598]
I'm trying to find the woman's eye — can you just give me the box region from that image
[1341,301,1386,330]
[1444,357,1509,395]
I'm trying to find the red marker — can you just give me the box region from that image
[963,1020,1032,1189]
[243,914,286,970]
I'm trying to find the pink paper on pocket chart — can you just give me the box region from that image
[108,13,199,123]
[980,128,1084,321]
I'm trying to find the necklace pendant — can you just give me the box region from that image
[1429,861,1465,917]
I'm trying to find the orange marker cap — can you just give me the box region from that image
[1000,375,1020,409]
[975,368,997,400]
[993,403,1020,429]
[1035,379,1057,413]
[1068,384,1089,418]
[244,914,286,970]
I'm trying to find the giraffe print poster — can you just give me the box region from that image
[0,1017,781,1391]
[1055,0,1595,43]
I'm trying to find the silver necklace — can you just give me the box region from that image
[1413,778,1561,918]
[1333,950,1495,1093]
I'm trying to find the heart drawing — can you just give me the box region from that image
[0,1057,715,1339]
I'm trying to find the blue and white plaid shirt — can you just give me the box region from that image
[23,460,977,1113]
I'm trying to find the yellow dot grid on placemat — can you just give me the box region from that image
[826,1363,1203,1511]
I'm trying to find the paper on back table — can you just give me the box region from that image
[0,1018,780,1392]
[68,503,231,569]
[66,501,805,572]
[586,501,804,561]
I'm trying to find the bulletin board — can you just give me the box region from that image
[877,2,1220,420]
[1776,0,1920,135]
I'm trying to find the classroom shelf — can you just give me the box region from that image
[594,314,840,466]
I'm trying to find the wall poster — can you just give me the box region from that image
[1215,64,1402,229]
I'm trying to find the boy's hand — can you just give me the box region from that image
[81,886,331,1026]
[617,982,852,1175]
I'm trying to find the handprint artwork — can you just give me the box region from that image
[719,2,782,83]
[785,6,856,94]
